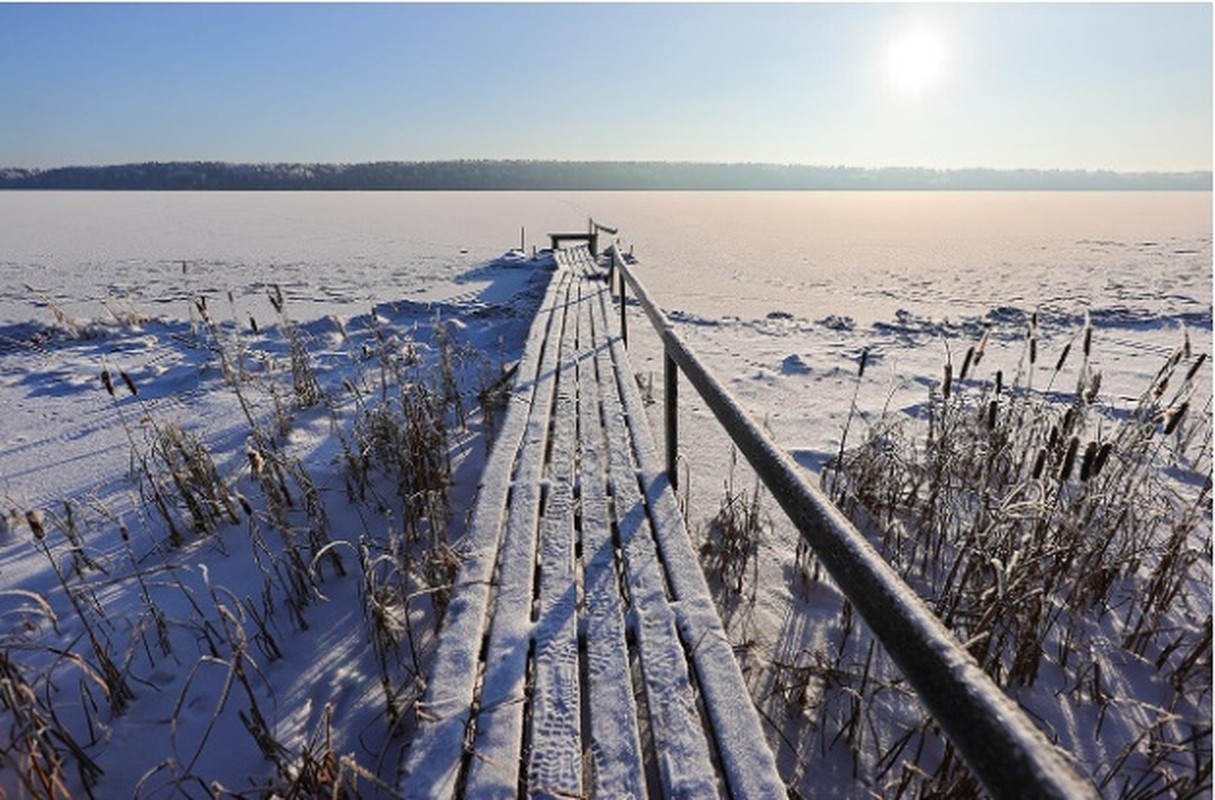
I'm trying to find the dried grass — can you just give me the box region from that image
[821,324,1212,796]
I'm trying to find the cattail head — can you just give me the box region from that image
[995,369,1004,397]
[1082,310,1093,358]
[987,399,998,430]
[1059,436,1080,482]
[1083,370,1102,405]
[120,371,138,396]
[1054,342,1072,373]
[237,493,254,517]
[1079,441,1099,482]
[1092,441,1112,478]
[1031,448,1048,480]
[942,362,953,400]
[857,348,869,378]
[25,509,45,540]
[974,329,990,367]
[249,315,259,334]
[1163,402,1189,436]
[101,369,115,397]
[960,346,974,382]
[1028,312,1039,365]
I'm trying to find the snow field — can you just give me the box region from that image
[616,246,1211,797]
[1,251,550,796]
[1,191,1209,798]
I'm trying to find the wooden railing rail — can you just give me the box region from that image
[606,244,1098,800]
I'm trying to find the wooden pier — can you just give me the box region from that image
[402,239,1097,799]
[401,246,783,798]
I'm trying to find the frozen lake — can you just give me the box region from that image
[2,190,1209,329]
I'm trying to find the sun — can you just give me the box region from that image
[888,29,946,95]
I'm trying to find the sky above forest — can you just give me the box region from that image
[1,2,1211,172]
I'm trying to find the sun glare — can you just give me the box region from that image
[888,29,946,95]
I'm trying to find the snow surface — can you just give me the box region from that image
[608,199,1212,796]
[0,191,1209,798]
[1,246,551,796]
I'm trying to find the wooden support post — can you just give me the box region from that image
[620,284,628,347]
[665,346,678,491]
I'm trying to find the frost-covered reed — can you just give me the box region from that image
[818,324,1211,797]
[0,286,505,797]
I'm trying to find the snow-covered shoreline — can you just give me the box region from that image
[619,250,1211,796]
[1,189,1210,797]
[1,250,555,795]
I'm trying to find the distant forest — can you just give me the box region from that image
[0,160,1209,191]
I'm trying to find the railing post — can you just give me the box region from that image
[665,343,678,491]
[620,281,628,347]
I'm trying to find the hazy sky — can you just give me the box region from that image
[2,3,1210,171]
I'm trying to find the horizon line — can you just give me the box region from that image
[4,159,1212,176]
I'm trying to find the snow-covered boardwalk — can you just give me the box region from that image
[401,247,783,798]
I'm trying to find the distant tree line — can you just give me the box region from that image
[0,160,1209,190]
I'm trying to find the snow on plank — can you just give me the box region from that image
[400,267,568,798]
[574,267,648,798]
[588,263,723,798]
[605,296,788,798]
[462,271,575,796]
[525,271,584,797]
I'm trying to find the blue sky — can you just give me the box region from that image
[1,3,1210,171]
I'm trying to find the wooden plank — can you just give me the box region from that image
[572,258,647,798]
[525,263,583,798]
[462,270,575,796]
[586,257,722,799]
[401,266,569,798]
[604,267,788,798]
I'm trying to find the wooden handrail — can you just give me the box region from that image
[606,244,1098,800]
